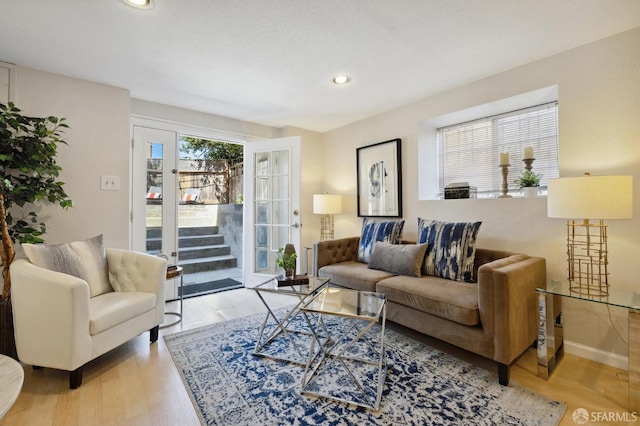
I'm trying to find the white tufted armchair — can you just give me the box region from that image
[10,248,166,389]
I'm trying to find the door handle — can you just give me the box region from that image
[291,223,301,228]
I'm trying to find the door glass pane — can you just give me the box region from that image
[252,149,292,274]
[255,224,269,272]
[272,150,289,174]
[273,200,289,225]
[255,176,269,200]
[146,142,163,256]
[255,201,269,224]
[255,153,270,175]
[273,225,289,252]
[272,175,288,199]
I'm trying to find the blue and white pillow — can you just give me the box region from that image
[357,218,405,263]
[417,218,482,282]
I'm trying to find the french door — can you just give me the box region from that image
[131,126,178,299]
[243,137,301,287]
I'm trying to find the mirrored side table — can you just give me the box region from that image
[537,280,640,413]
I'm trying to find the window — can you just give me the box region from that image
[437,102,558,198]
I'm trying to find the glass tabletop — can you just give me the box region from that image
[537,279,640,310]
[245,275,330,296]
[301,287,386,320]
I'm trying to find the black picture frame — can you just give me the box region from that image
[356,138,402,217]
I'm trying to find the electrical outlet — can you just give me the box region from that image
[101,176,120,191]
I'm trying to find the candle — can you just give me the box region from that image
[524,146,534,159]
[499,152,509,166]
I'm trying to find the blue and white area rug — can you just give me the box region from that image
[164,309,565,425]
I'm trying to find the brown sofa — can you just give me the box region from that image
[312,236,546,386]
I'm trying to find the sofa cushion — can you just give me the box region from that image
[319,261,393,292]
[368,242,428,277]
[417,219,482,282]
[376,275,480,326]
[22,234,113,298]
[357,218,405,263]
[89,291,157,335]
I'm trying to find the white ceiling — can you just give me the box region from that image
[1,0,640,132]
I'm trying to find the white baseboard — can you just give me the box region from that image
[565,340,628,371]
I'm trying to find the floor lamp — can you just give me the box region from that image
[547,173,632,296]
[313,194,342,241]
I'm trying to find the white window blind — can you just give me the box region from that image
[437,102,559,198]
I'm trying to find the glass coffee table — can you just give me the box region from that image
[300,287,387,410]
[246,276,330,365]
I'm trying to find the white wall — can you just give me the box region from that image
[15,66,132,249]
[321,27,640,360]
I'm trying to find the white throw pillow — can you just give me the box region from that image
[22,234,113,297]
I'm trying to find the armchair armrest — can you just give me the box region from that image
[477,254,546,365]
[106,248,167,295]
[10,258,92,370]
[312,236,360,276]
[106,249,167,325]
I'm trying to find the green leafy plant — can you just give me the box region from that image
[515,170,542,188]
[0,102,73,300]
[275,248,297,274]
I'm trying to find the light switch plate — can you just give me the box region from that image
[101,176,119,191]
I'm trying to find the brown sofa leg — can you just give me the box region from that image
[70,367,83,389]
[498,363,510,386]
[150,325,159,343]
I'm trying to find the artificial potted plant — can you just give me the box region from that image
[515,170,542,198]
[0,102,73,358]
[275,247,297,278]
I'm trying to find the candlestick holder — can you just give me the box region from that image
[523,158,535,172]
[498,164,512,198]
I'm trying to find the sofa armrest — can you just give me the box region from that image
[10,258,93,370]
[312,236,360,276]
[477,254,546,365]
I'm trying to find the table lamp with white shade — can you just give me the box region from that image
[547,173,633,296]
[313,194,342,241]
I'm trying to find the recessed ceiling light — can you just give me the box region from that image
[332,75,352,85]
[122,0,154,10]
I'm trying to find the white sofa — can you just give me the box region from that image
[10,248,167,388]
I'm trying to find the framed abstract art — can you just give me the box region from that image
[356,138,402,217]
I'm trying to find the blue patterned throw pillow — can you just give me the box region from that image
[357,218,405,263]
[417,218,482,281]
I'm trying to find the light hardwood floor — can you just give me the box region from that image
[0,288,630,426]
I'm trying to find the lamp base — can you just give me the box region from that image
[566,219,609,296]
[320,214,334,241]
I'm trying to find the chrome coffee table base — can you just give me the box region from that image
[248,276,330,365]
[300,288,387,410]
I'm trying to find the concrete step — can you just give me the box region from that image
[146,238,161,252]
[147,226,219,239]
[179,226,219,237]
[179,255,238,274]
[179,234,225,248]
[179,244,231,260]
[147,235,226,251]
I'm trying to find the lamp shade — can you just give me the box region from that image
[313,194,342,215]
[547,175,633,219]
